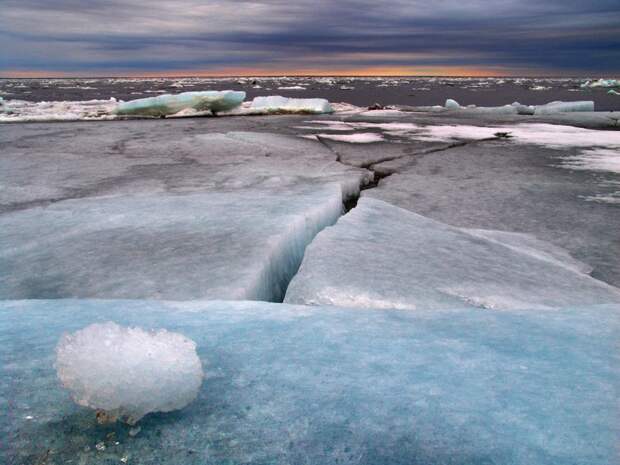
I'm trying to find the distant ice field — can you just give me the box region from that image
[2,76,619,110]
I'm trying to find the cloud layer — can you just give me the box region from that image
[1,0,619,75]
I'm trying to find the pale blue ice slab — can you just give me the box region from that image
[285,198,620,310]
[0,186,343,301]
[114,91,246,117]
[1,299,618,465]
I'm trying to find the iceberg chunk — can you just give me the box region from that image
[444,98,460,109]
[248,96,333,114]
[285,198,620,310]
[1,299,619,465]
[56,322,203,424]
[114,90,246,117]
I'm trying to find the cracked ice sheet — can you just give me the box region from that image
[0,128,371,210]
[1,299,619,465]
[285,198,620,310]
[367,140,620,286]
[0,186,343,301]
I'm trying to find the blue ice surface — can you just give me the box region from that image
[1,299,618,465]
[114,90,246,116]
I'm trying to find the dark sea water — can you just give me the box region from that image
[1,76,619,111]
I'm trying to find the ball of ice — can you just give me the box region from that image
[55,322,203,424]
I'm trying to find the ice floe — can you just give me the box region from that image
[285,198,620,310]
[244,96,333,114]
[114,90,245,117]
[2,299,618,465]
[581,78,619,88]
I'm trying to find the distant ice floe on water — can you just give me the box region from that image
[581,79,619,88]
[0,97,119,122]
[442,98,595,115]
[0,92,334,122]
[114,90,246,117]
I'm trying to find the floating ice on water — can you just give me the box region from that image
[247,96,333,114]
[443,99,593,115]
[114,90,245,117]
[285,198,620,310]
[0,98,118,123]
[277,86,306,90]
[445,98,460,109]
[55,321,203,424]
[581,79,619,88]
[534,100,594,115]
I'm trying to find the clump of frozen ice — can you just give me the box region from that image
[249,96,333,114]
[114,90,245,117]
[55,322,203,424]
[445,98,460,109]
[581,79,619,88]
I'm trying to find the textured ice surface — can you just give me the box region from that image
[0,186,343,301]
[0,128,370,209]
[285,198,620,310]
[56,322,203,423]
[559,148,620,174]
[247,96,333,114]
[366,139,620,287]
[0,98,118,122]
[1,299,618,465]
[114,90,245,116]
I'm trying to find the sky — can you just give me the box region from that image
[1,0,619,77]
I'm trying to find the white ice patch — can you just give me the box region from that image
[581,79,619,88]
[225,96,333,115]
[314,133,384,143]
[559,148,620,174]
[277,86,306,90]
[0,98,118,123]
[55,322,203,424]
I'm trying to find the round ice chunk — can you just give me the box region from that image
[445,98,460,109]
[55,322,203,424]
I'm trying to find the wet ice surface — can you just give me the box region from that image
[0,187,343,300]
[1,99,620,464]
[285,198,620,310]
[2,299,619,465]
[0,125,372,300]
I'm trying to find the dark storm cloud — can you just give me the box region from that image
[0,0,619,74]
